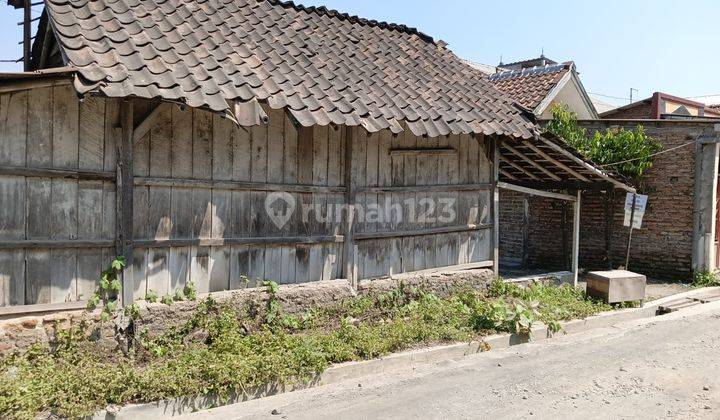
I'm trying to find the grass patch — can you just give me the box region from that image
[0,279,611,419]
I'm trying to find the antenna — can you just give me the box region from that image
[629,88,638,103]
[499,54,503,66]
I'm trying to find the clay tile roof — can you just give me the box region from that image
[486,63,572,112]
[42,0,537,138]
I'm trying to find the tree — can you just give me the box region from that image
[545,105,662,181]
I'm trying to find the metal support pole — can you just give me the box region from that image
[572,190,581,287]
[625,193,637,270]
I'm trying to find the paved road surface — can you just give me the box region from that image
[186,303,720,419]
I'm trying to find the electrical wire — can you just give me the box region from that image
[598,139,697,168]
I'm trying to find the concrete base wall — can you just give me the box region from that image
[0,269,495,356]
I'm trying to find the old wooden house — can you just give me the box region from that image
[0,0,631,310]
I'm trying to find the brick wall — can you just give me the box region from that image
[499,190,526,265]
[499,120,718,280]
[600,101,653,119]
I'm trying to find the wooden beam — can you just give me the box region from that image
[22,1,31,71]
[0,78,71,94]
[499,169,518,181]
[389,147,457,156]
[354,223,491,241]
[38,18,53,69]
[133,236,344,248]
[132,102,172,144]
[0,300,88,317]
[342,126,357,286]
[503,143,562,181]
[522,141,590,181]
[134,176,346,194]
[498,181,577,202]
[492,136,500,276]
[0,240,115,249]
[538,136,635,192]
[500,156,540,180]
[118,100,135,306]
[572,190,582,287]
[0,165,115,181]
[356,183,491,194]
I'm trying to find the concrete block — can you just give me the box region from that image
[586,270,646,304]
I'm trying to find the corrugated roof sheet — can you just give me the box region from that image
[43,0,537,138]
[486,63,572,112]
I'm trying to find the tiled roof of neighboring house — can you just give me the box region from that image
[485,62,572,112]
[41,0,536,138]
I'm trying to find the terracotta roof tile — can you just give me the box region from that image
[486,63,572,112]
[44,0,536,138]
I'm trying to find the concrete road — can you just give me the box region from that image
[186,303,720,420]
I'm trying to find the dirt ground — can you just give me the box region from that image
[186,300,720,420]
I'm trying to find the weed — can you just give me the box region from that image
[145,289,159,304]
[86,257,126,322]
[692,270,719,288]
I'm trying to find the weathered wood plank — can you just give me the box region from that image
[192,109,213,180]
[283,113,298,184]
[78,181,104,240]
[212,114,234,181]
[267,108,285,183]
[171,106,193,179]
[76,247,102,301]
[280,246,297,284]
[50,249,76,303]
[0,250,24,306]
[169,246,190,292]
[170,187,193,239]
[149,105,172,178]
[103,99,119,172]
[147,248,171,296]
[192,189,212,239]
[25,250,51,304]
[264,245,283,283]
[212,189,231,239]
[79,97,105,171]
[190,246,211,294]
[0,176,25,240]
[294,244,310,283]
[132,248,148,300]
[247,246,265,284]
[0,91,27,166]
[27,87,53,168]
[209,246,230,292]
[26,178,51,239]
[133,186,150,240]
[230,245,250,289]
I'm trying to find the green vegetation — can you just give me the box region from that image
[86,257,126,322]
[692,270,720,288]
[545,104,662,181]
[0,279,611,419]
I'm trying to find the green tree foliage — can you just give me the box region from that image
[545,105,662,181]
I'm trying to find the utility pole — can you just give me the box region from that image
[629,88,638,104]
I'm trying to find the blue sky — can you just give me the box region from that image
[1,1,718,106]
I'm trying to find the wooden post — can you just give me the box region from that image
[342,126,357,287]
[491,136,500,276]
[572,190,581,287]
[23,1,31,71]
[118,100,135,306]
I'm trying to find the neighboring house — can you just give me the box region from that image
[601,92,720,120]
[466,56,599,119]
[0,0,628,308]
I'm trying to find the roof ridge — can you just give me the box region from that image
[269,0,435,43]
[487,62,570,81]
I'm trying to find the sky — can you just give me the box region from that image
[1,0,719,107]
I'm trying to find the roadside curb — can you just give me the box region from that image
[91,286,719,419]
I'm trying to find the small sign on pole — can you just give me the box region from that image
[623,193,648,229]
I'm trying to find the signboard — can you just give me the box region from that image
[623,193,648,229]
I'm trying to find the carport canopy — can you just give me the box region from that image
[496,132,635,286]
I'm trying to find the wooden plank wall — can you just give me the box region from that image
[0,85,116,306]
[352,127,493,281]
[0,88,495,307]
[130,103,344,298]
